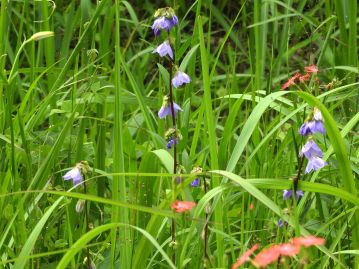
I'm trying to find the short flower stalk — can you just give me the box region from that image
[190,166,210,259]
[203,176,209,260]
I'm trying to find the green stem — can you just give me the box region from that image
[8,39,31,83]
[203,176,209,260]
[82,179,91,269]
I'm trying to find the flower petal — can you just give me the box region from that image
[172,71,191,88]
[305,156,327,174]
[291,236,325,247]
[252,245,281,267]
[299,139,323,159]
[171,200,196,212]
[232,244,259,269]
[277,243,300,257]
[153,41,173,59]
[190,178,200,187]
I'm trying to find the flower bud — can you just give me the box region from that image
[75,199,86,213]
[204,204,211,214]
[30,31,54,41]
[169,240,178,249]
[87,49,98,62]
[313,107,323,121]
[78,161,91,175]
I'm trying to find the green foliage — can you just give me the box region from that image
[0,1,358,268]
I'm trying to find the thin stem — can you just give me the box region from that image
[203,176,209,260]
[293,156,305,192]
[276,255,281,268]
[167,34,177,265]
[8,39,31,83]
[82,178,91,269]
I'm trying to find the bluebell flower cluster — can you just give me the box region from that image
[299,107,327,174]
[152,7,178,36]
[299,107,325,136]
[151,8,191,151]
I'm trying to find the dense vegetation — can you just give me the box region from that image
[0,1,358,268]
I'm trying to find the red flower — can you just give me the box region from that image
[291,236,325,247]
[249,203,254,210]
[170,200,196,213]
[281,73,301,90]
[277,243,301,257]
[299,73,310,83]
[252,245,281,267]
[232,244,259,269]
[304,65,318,73]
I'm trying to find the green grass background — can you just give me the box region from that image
[0,0,358,268]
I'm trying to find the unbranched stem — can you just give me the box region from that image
[83,178,91,269]
[293,156,305,192]
[203,176,209,260]
[167,34,177,264]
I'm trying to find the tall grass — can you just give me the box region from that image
[0,1,358,268]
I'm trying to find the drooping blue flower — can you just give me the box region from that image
[152,16,170,36]
[169,15,178,28]
[299,139,323,159]
[63,167,82,185]
[305,156,327,174]
[299,120,325,136]
[166,138,177,149]
[309,120,325,134]
[299,108,325,136]
[278,219,288,228]
[190,178,200,187]
[283,189,304,200]
[299,121,312,136]
[153,41,173,59]
[158,101,182,119]
[172,71,191,88]
[151,16,177,36]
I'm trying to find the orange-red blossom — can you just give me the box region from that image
[232,244,259,269]
[232,235,325,268]
[281,65,318,90]
[170,200,196,213]
[304,64,318,73]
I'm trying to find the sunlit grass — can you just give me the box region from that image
[0,1,358,268]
